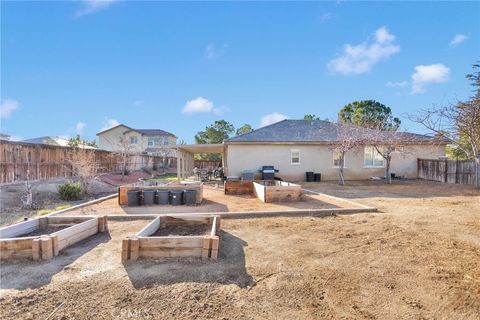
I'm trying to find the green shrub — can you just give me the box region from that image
[58,182,84,200]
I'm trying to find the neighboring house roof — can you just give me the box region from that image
[126,129,177,137]
[22,136,60,145]
[96,124,176,138]
[96,124,132,136]
[21,136,97,149]
[226,119,441,144]
[144,147,175,153]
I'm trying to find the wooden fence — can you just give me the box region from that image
[194,160,222,170]
[417,158,479,186]
[0,141,163,184]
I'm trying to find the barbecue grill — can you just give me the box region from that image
[259,165,279,180]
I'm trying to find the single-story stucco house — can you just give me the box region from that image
[177,119,447,181]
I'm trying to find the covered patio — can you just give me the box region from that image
[175,144,225,180]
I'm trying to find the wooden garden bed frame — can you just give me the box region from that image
[0,216,108,261]
[122,215,220,262]
[118,183,203,206]
[253,180,302,203]
[224,180,254,195]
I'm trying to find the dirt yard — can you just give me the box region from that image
[0,178,117,227]
[58,184,356,217]
[0,180,479,319]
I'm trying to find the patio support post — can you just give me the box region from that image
[177,151,182,182]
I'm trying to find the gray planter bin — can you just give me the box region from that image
[183,190,197,206]
[156,190,170,205]
[127,190,140,207]
[170,190,183,206]
[143,190,156,206]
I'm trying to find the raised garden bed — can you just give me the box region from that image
[122,215,220,262]
[0,216,108,261]
[253,180,302,203]
[118,182,203,206]
[224,180,254,195]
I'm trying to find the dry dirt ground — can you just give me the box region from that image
[0,178,117,227]
[0,180,479,319]
[58,185,357,217]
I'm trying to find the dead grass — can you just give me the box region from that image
[0,180,479,319]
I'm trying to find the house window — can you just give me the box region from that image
[130,136,138,144]
[364,146,384,167]
[333,151,345,167]
[291,150,300,165]
[147,137,154,146]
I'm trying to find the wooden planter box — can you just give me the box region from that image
[253,180,302,203]
[122,215,220,262]
[224,180,254,195]
[118,183,203,206]
[0,216,108,261]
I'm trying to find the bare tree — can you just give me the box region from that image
[155,144,172,173]
[328,123,361,185]
[362,121,405,184]
[102,135,138,181]
[115,137,137,180]
[411,63,480,187]
[20,169,34,209]
[67,148,102,192]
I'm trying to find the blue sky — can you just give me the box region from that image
[1,1,479,143]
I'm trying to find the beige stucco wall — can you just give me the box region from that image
[98,126,176,155]
[98,125,131,151]
[225,143,446,182]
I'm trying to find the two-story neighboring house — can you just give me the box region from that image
[97,124,177,166]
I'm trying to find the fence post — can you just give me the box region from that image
[417,158,420,179]
[474,157,480,188]
[444,159,448,183]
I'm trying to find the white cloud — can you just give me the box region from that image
[182,97,213,114]
[411,63,450,94]
[260,113,289,127]
[182,97,224,115]
[328,26,400,75]
[386,81,409,88]
[204,43,228,60]
[450,34,468,47]
[0,98,20,118]
[76,122,87,135]
[100,118,120,131]
[76,0,118,17]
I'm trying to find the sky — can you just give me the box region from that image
[1,1,479,143]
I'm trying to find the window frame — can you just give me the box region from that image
[332,151,346,168]
[363,146,385,168]
[291,149,301,165]
[147,137,154,146]
[130,136,138,145]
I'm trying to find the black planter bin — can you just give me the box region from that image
[314,173,321,182]
[127,190,140,207]
[183,190,197,206]
[170,190,183,206]
[143,190,155,206]
[156,190,170,205]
